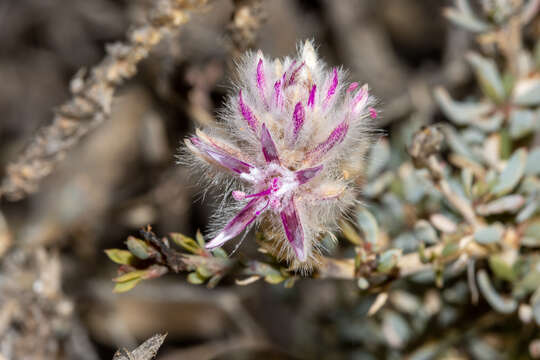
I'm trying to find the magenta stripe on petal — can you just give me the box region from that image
[238,90,258,132]
[369,107,377,119]
[256,58,269,109]
[286,62,305,87]
[351,84,369,113]
[260,123,280,164]
[324,68,338,105]
[295,164,323,184]
[273,80,282,108]
[307,85,316,108]
[347,82,358,92]
[280,196,306,261]
[292,102,305,142]
[206,198,269,249]
[245,187,272,198]
[189,137,253,174]
[307,120,349,161]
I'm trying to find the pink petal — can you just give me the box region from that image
[286,62,305,87]
[238,90,258,132]
[280,196,306,261]
[256,58,269,109]
[188,137,253,174]
[347,82,358,92]
[351,84,369,113]
[324,68,338,106]
[206,198,269,249]
[260,123,280,164]
[307,120,349,162]
[295,164,323,184]
[307,84,316,108]
[291,102,305,142]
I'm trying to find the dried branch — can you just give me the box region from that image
[0,0,209,201]
[113,334,167,360]
[315,236,489,281]
[110,226,492,292]
[227,0,265,60]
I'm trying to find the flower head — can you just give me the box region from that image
[183,40,377,268]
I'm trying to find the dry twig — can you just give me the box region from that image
[113,334,167,360]
[227,0,265,60]
[0,0,209,201]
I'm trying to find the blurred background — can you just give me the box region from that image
[0,0,538,359]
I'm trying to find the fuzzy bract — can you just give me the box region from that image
[183,40,377,269]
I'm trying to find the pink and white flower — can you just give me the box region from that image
[183,41,377,267]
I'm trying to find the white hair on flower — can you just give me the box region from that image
[183,40,377,269]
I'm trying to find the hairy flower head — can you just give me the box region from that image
[183,40,377,269]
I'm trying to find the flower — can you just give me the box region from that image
[183,40,377,268]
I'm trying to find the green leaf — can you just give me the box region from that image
[443,6,491,33]
[491,149,527,196]
[525,148,540,176]
[187,272,205,285]
[170,233,199,253]
[472,112,504,132]
[442,242,459,258]
[364,171,394,198]
[516,200,538,223]
[467,52,506,103]
[367,139,390,179]
[434,87,492,125]
[522,220,540,247]
[196,266,212,279]
[414,220,438,245]
[509,109,538,139]
[113,270,147,283]
[207,274,223,288]
[264,273,285,284]
[211,247,228,259]
[340,220,363,245]
[284,277,297,288]
[195,229,206,247]
[499,129,511,160]
[113,278,142,293]
[356,208,379,247]
[377,249,401,273]
[461,168,474,197]
[105,249,136,265]
[126,236,151,260]
[477,269,517,314]
[442,126,482,163]
[477,195,525,216]
[474,224,503,244]
[489,255,516,282]
[512,78,540,106]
